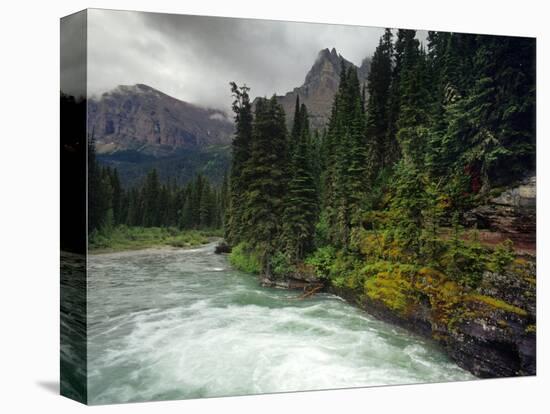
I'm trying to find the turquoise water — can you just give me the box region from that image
[86,242,473,404]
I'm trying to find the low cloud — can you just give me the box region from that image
[86,9,424,112]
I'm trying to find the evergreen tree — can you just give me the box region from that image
[126,187,141,227]
[322,64,367,247]
[243,96,289,276]
[227,82,254,245]
[142,169,161,227]
[221,170,229,232]
[365,28,395,175]
[282,103,318,262]
[179,186,194,229]
[109,168,122,225]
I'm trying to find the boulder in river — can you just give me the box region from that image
[214,241,232,254]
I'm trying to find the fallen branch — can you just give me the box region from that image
[296,285,323,300]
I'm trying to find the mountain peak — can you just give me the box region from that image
[104,83,163,98]
[272,48,371,130]
[88,83,233,156]
[316,47,341,64]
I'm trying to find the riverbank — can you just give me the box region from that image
[327,256,536,378]
[89,225,222,253]
[227,241,536,378]
[85,243,472,403]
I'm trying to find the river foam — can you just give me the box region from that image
[86,243,473,404]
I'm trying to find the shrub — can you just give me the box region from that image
[270,251,294,279]
[441,238,487,288]
[229,242,261,274]
[305,246,337,278]
[488,239,515,273]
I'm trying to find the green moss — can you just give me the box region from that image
[364,269,414,314]
[467,294,528,316]
[414,267,466,329]
[509,257,536,283]
[497,319,508,328]
[525,324,536,333]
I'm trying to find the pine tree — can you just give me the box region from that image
[142,169,161,227]
[396,34,431,167]
[87,135,110,233]
[456,35,535,190]
[290,94,301,152]
[180,180,195,229]
[226,82,253,245]
[243,96,289,276]
[109,168,122,225]
[365,28,395,175]
[322,64,367,247]
[386,29,418,165]
[221,170,229,232]
[199,178,214,228]
[125,188,139,226]
[282,103,318,262]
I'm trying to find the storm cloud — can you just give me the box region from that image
[86,9,418,112]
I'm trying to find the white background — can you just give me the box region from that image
[0,0,548,412]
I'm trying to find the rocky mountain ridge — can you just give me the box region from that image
[90,47,371,159]
[90,48,373,186]
[258,47,371,130]
[88,84,234,157]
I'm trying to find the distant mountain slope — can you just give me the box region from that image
[98,146,231,188]
[88,84,233,187]
[88,84,234,157]
[260,48,371,130]
[91,48,373,186]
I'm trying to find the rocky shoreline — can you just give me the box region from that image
[260,257,536,379]
[222,176,537,379]
[293,177,536,378]
[328,259,536,378]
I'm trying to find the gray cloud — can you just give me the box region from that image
[86,9,423,112]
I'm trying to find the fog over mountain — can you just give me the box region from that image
[86,9,395,112]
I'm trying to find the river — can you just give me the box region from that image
[86,242,473,404]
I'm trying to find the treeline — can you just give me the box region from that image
[226,29,535,283]
[88,140,228,235]
[225,82,320,276]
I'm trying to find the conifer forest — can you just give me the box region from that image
[78,23,536,388]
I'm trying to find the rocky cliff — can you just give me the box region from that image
[257,48,370,131]
[465,175,536,251]
[268,177,537,378]
[261,251,536,378]
[88,84,234,157]
[330,255,536,378]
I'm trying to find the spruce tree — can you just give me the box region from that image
[365,28,395,175]
[142,169,161,227]
[243,96,289,276]
[282,103,318,262]
[227,82,253,245]
[322,64,367,247]
[221,170,229,233]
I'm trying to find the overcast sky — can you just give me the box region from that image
[86,9,421,112]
